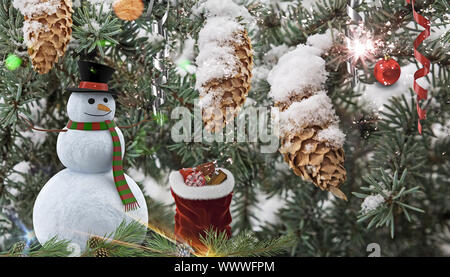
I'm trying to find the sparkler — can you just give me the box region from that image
[346,0,364,87]
[3,209,35,255]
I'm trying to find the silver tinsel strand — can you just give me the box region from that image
[147,0,170,122]
[346,0,364,88]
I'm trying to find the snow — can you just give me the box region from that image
[267,45,327,102]
[249,190,288,232]
[300,0,325,11]
[428,18,450,48]
[13,0,61,17]
[252,44,294,83]
[279,91,339,134]
[195,16,246,102]
[22,21,48,47]
[21,129,47,147]
[358,63,423,111]
[431,122,450,140]
[193,0,252,22]
[136,27,165,45]
[306,29,337,52]
[252,66,271,82]
[197,17,244,49]
[268,43,345,143]
[89,0,115,14]
[261,0,298,14]
[317,124,346,148]
[198,89,223,108]
[361,193,386,214]
[6,161,31,183]
[195,43,239,90]
[82,19,101,33]
[263,44,293,65]
[72,0,81,8]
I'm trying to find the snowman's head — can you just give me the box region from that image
[67,92,116,122]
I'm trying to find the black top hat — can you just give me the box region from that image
[66,61,116,94]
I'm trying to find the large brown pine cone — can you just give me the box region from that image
[276,89,347,200]
[24,0,73,74]
[280,126,347,200]
[201,29,253,132]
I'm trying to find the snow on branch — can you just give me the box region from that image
[193,0,252,22]
[13,0,61,17]
[267,45,327,103]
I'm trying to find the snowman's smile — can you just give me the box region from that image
[84,111,112,117]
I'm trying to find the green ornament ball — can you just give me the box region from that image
[98,39,113,47]
[5,54,22,71]
[178,59,191,71]
[153,112,168,126]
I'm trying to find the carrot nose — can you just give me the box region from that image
[97,104,111,112]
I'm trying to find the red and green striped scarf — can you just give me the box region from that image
[66,120,140,211]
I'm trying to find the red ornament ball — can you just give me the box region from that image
[374,57,401,86]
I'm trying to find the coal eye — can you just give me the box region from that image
[88,98,95,104]
[103,98,108,103]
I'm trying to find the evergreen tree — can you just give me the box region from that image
[0,0,448,257]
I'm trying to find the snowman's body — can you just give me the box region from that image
[33,92,148,251]
[33,169,147,249]
[57,128,125,173]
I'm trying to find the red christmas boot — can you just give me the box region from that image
[170,167,234,254]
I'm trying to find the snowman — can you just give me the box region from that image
[33,61,148,251]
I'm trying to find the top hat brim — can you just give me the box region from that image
[66,87,118,95]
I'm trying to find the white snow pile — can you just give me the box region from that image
[22,21,48,47]
[361,192,388,214]
[195,17,244,105]
[197,17,244,49]
[268,44,346,148]
[267,45,327,103]
[317,124,346,148]
[195,44,238,88]
[306,28,337,52]
[252,44,294,82]
[279,91,337,133]
[193,0,252,22]
[13,0,60,16]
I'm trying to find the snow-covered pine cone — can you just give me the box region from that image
[268,45,347,200]
[195,17,253,133]
[16,0,73,74]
